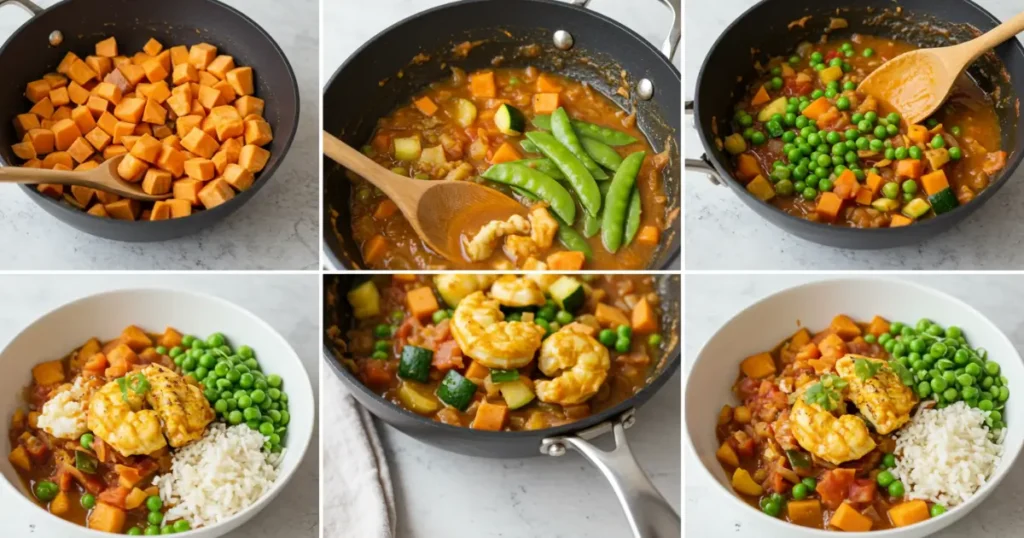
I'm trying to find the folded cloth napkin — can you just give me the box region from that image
[323,370,396,538]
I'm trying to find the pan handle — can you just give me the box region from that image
[684,100,725,186]
[541,409,680,538]
[564,0,680,61]
[0,0,43,15]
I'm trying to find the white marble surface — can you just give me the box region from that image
[0,0,319,270]
[0,274,320,538]
[684,0,1024,270]
[684,273,1024,537]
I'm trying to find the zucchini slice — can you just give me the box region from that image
[901,198,931,220]
[398,345,433,383]
[437,370,477,411]
[398,381,441,414]
[495,104,526,135]
[871,198,900,213]
[346,280,381,320]
[928,187,959,215]
[549,276,585,313]
[498,379,536,410]
[453,98,478,128]
[393,136,422,161]
[489,369,519,383]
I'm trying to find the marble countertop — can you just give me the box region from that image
[0,0,319,270]
[684,273,1024,537]
[685,0,1024,270]
[0,274,321,538]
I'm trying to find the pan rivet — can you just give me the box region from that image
[637,79,654,100]
[547,442,566,457]
[553,30,574,51]
[48,31,63,47]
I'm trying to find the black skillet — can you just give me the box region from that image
[322,0,681,269]
[323,274,682,538]
[0,0,299,242]
[687,0,1024,249]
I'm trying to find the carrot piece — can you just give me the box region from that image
[373,199,398,219]
[867,316,890,337]
[895,159,923,179]
[636,225,660,245]
[363,235,388,265]
[920,169,949,195]
[545,250,586,270]
[88,502,126,533]
[740,352,776,378]
[832,169,858,199]
[735,152,761,181]
[490,142,520,164]
[631,297,658,334]
[595,303,631,328]
[890,214,913,227]
[751,86,771,106]
[788,499,823,528]
[413,96,438,116]
[815,192,843,222]
[470,400,509,431]
[887,500,930,527]
[406,287,440,320]
[532,93,560,114]
[801,97,831,120]
[855,187,873,205]
[829,314,861,339]
[866,172,884,195]
[469,71,496,98]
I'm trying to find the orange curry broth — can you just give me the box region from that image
[9,327,185,531]
[716,316,933,531]
[730,35,1005,228]
[328,275,666,431]
[349,67,669,269]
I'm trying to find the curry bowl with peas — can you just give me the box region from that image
[692,2,1024,249]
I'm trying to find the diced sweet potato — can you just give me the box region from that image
[222,163,254,191]
[87,502,126,533]
[830,502,872,532]
[32,360,65,385]
[113,97,145,123]
[197,178,235,209]
[829,314,862,339]
[67,137,95,164]
[740,352,775,378]
[8,445,31,472]
[71,105,97,134]
[226,66,254,96]
[595,303,630,328]
[189,43,218,70]
[243,118,272,146]
[406,287,440,320]
[173,178,203,205]
[816,192,843,222]
[104,199,139,221]
[234,95,264,118]
[545,251,585,270]
[42,151,73,170]
[238,144,270,173]
[181,128,219,158]
[470,71,496,98]
[631,297,658,334]
[129,134,162,163]
[13,113,40,138]
[142,37,163,56]
[96,37,118,58]
[142,169,172,195]
[207,55,235,79]
[184,158,215,180]
[11,142,36,161]
[470,400,508,431]
[867,316,890,337]
[49,86,70,107]
[51,118,82,151]
[85,127,112,151]
[166,198,192,218]
[532,93,560,114]
[25,79,50,103]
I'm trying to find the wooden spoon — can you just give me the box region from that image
[859,11,1024,125]
[322,130,527,263]
[0,155,170,201]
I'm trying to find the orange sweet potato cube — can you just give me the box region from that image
[87,96,109,118]
[112,122,135,144]
[142,38,163,56]
[161,134,182,150]
[152,124,172,140]
[189,43,218,70]
[42,72,66,89]
[25,79,50,103]
[155,145,186,177]
[142,98,167,125]
[85,56,113,78]
[67,137,95,163]
[142,58,168,83]
[68,59,98,86]
[198,71,219,87]
[84,127,112,151]
[67,82,91,105]
[173,178,203,204]
[172,62,198,85]
[176,115,203,138]
[37,183,63,198]
[184,158,215,180]
[121,135,141,151]
[57,52,80,75]
[113,97,145,123]
[117,63,146,86]
[94,82,123,105]
[13,114,40,138]
[234,95,264,118]
[188,99,206,117]
[95,37,118,58]
[71,106,97,134]
[96,111,118,135]
[226,66,254,96]
[215,116,244,142]
[51,119,83,152]
[816,192,843,222]
[207,55,235,80]
[27,129,55,155]
[74,161,99,172]
[244,119,273,146]
[141,168,172,195]
[104,199,139,221]
[51,106,72,122]
[169,45,189,66]
[71,185,95,207]
[146,81,171,104]
[197,178,235,209]
[222,163,254,191]
[87,204,109,217]
[11,141,36,160]
[180,128,219,159]
[29,97,54,119]
[117,154,148,182]
[103,145,128,160]
[149,200,171,220]
[49,87,70,107]
[166,92,191,117]
[129,134,162,163]
[211,151,229,175]
[238,144,270,173]
[132,124,152,138]
[196,85,221,110]
[166,198,192,218]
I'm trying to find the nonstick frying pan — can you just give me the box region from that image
[0,0,299,242]
[322,0,681,269]
[687,0,1024,249]
[323,274,682,538]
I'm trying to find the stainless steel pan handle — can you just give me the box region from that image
[566,0,680,61]
[684,100,725,186]
[0,0,43,15]
[542,409,680,538]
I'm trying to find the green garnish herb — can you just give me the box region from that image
[887,360,915,387]
[803,374,848,411]
[117,373,150,402]
[854,358,883,380]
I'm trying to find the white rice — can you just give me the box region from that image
[892,401,1004,508]
[36,377,94,439]
[152,423,283,527]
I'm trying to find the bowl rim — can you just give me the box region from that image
[0,287,316,537]
[684,276,1024,536]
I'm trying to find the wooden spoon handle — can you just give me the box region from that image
[322,130,426,200]
[0,165,89,186]
[961,10,1024,62]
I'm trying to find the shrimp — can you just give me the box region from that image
[789,397,876,465]
[87,377,167,457]
[534,329,611,405]
[528,205,558,248]
[503,235,539,265]
[144,364,214,448]
[462,214,530,261]
[450,291,545,369]
[489,275,546,307]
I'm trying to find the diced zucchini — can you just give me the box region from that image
[871,198,900,212]
[724,134,746,155]
[398,345,433,383]
[433,274,492,308]
[498,379,535,410]
[494,104,526,135]
[398,381,441,414]
[756,97,787,122]
[489,369,519,383]
[453,98,477,128]
[901,198,931,219]
[548,276,585,313]
[437,370,477,411]
[419,145,447,166]
[393,136,421,161]
[346,280,381,319]
[928,187,959,215]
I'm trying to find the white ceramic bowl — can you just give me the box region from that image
[0,288,315,537]
[685,277,1024,538]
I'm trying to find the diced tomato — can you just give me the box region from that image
[729,431,756,458]
[19,432,49,461]
[848,478,877,504]
[359,358,396,387]
[432,340,464,372]
[816,468,856,510]
[737,377,761,397]
[395,316,422,345]
[825,50,841,62]
[769,471,792,494]
[97,486,130,509]
[432,319,451,343]
[784,77,813,97]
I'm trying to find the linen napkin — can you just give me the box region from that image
[322,370,397,538]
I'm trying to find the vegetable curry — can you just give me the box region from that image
[328,274,668,430]
[724,35,1006,227]
[350,66,671,270]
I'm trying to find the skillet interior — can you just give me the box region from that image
[694,0,1024,249]
[0,0,300,242]
[323,0,680,269]
[321,273,682,458]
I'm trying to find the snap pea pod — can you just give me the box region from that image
[531,115,639,146]
[520,139,541,154]
[511,158,565,180]
[581,137,623,172]
[552,215,594,261]
[510,186,538,201]
[551,108,608,180]
[481,162,576,223]
[601,151,646,253]
[623,187,642,246]
[582,181,611,238]
[524,131,601,218]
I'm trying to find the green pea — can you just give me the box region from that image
[909,146,922,160]
[238,372,254,389]
[999,386,1010,402]
[128,528,144,536]
[949,146,963,160]
[876,470,895,487]
[268,374,283,388]
[791,483,809,500]
[985,361,1000,376]
[762,499,781,517]
[648,334,663,347]
[259,422,275,436]
[882,453,896,468]
[962,386,979,401]
[432,309,449,324]
[917,381,932,398]
[145,528,161,536]
[979,399,994,411]
[373,324,391,338]
[965,363,982,377]
[268,388,282,401]
[207,333,226,347]
[80,493,96,509]
[931,504,946,517]
[882,182,899,200]
[615,337,631,353]
[251,389,267,404]
[943,388,959,401]
[244,407,262,421]
[888,481,905,498]
[931,134,945,149]
[181,335,195,347]
[238,345,255,359]
[599,329,617,347]
[146,495,163,512]
[148,511,164,526]
[930,377,948,393]
[555,310,574,325]
[173,520,191,533]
